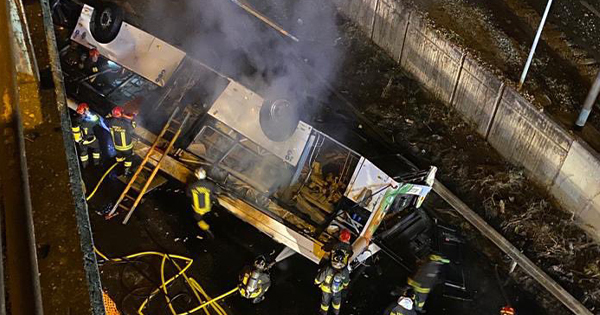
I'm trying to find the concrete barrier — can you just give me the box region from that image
[452,57,505,137]
[334,0,600,239]
[371,0,410,62]
[346,0,379,36]
[487,87,573,187]
[400,13,464,104]
[552,140,600,238]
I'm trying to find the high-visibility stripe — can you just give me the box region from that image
[83,137,97,145]
[80,155,89,162]
[320,304,329,311]
[93,153,100,159]
[115,143,133,150]
[332,302,341,309]
[72,126,82,142]
[120,132,127,149]
[124,161,132,167]
[192,187,211,216]
[320,285,331,293]
[116,157,126,162]
[408,278,431,293]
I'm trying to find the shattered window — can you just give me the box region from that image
[106,74,159,105]
[189,125,235,162]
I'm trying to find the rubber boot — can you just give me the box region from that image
[81,155,89,168]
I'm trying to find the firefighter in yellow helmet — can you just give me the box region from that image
[239,256,271,304]
[107,106,136,176]
[186,167,219,234]
[315,250,351,315]
[72,103,103,168]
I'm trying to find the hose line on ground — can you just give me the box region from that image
[86,162,119,201]
[94,247,236,315]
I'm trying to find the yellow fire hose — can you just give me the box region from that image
[94,247,237,315]
[86,162,119,201]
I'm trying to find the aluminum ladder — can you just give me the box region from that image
[108,107,190,224]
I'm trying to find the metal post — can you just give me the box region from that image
[518,0,553,90]
[575,70,600,130]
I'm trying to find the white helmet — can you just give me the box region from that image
[194,168,207,180]
[398,297,413,310]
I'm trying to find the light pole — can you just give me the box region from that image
[575,70,600,130]
[518,0,554,90]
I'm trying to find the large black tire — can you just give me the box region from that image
[89,2,124,44]
[259,98,299,142]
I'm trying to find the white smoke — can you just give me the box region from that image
[140,0,343,118]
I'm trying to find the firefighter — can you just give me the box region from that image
[81,48,101,74]
[323,228,354,261]
[315,250,351,315]
[186,167,219,233]
[386,289,417,315]
[107,106,136,175]
[407,254,450,312]
[72,103,102,167]
[239,256,271,304]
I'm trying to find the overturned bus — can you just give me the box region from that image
[61,2,440,267]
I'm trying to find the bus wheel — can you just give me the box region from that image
[90,2,124,43]
[260,98,299,142]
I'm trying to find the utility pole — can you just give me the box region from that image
[575,70,600,130]
[518,0,554,90]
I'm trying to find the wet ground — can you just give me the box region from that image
[409,0,600,150]
[84,167,542,315]
[64,0,600,313]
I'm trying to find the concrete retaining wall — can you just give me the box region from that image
[333,0,600,239]
[551,140,600,235]
[487,87,572,187]
[400,13,464,103]
[452,57,504,137]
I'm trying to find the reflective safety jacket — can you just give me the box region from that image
[186,179,217,216]
[407,260,444,294]
[107,116,136,151]
[314,265,350,294]
[239,266,270,299]
[72,112,101,145]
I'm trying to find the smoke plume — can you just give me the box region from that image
[140,0,343,119]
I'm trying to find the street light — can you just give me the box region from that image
[518,0,554,91]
